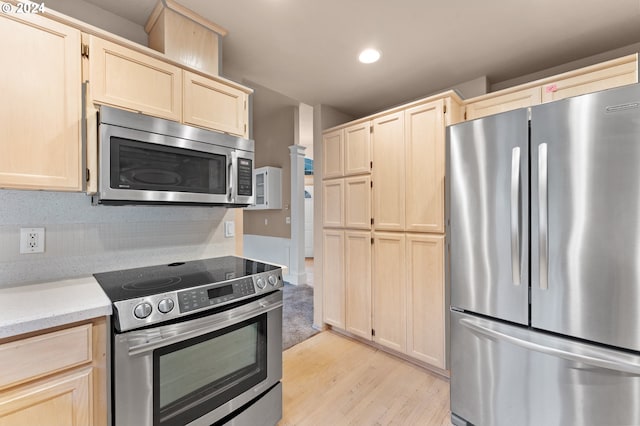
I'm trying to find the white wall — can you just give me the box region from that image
[44,0,148,46]
[491,42,640,91]
[0,190,237,288]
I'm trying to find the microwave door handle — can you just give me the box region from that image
[228,155,234,202]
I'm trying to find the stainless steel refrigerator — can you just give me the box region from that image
[446,83,640,426]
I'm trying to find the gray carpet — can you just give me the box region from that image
[282,282,319,350]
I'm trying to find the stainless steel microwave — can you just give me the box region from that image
[94,106,254,207]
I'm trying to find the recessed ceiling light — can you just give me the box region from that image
[359,48,381,64]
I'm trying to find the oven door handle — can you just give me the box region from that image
[124,292,283,356]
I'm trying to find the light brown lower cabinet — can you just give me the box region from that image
[323,231,445,370]
[344,230,372,340]
[323,229,372,339]
[406,233,445,369]
[0,318,107,426]
[323,229,345,329]
[372,232,407,353]
[0,368,92,426]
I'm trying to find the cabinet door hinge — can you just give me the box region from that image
[86,168,90,182]
[81,43,89,58]
[371,329,375,337]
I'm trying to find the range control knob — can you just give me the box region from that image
[133,302,152,319]
[256,277,266,289]
[158,298,175,314]
[268,275,278,286]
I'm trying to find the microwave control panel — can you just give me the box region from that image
[237,158,253,196]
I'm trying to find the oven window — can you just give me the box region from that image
[153,315,267,426]
[111,137,227,194]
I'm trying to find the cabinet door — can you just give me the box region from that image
[183,71,248,137]
[372,111,405,231]
[323,230,345,329]
[322,129,343,179]
[372,232,406,352]
[322,179,344,227]
[344,176,371,229]
[406,234,445,369]
[541,55,638,103]
[0,368,92,426]
[89,36,181,121]
[465,87,541,121]
[405,100,445,233]
[344,122,371,176]
[0,13,81,191]
[345,230,372,340]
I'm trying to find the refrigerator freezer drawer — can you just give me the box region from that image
[451,310,640,426]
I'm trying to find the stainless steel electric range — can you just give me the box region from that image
[93,256,284,426]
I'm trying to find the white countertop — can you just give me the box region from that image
[0,276,112,339]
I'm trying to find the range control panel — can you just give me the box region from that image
[179,277,255,312]
[178,272,281,313]
[113,269,283,332]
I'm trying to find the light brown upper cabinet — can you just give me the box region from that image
[372,101,449,234]
[465,87,541,121]
[344,176,372,229]
[372,111,406,232]
[540,55,638,103]
[88,36,182,122]
[322,121,372,180]
[322,129,343,179]
[464,54,638,120]
[404,100,446,233]
[322,179,345,228]
[344,122,371,176]
[183,71,248,137]
[0,13,82,191]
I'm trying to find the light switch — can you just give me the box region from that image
[224,221,235,238]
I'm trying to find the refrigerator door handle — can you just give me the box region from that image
[538,143,549,290]
[510,147,521,286]
[459,318,640,375]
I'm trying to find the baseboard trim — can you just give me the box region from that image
[328,327,451,380]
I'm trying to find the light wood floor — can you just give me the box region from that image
[280,331,452,425]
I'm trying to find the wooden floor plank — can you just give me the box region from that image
[280,331,451,426]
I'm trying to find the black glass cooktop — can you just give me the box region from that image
[93,256,280,302]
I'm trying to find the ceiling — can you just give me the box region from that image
[82,0,640,117]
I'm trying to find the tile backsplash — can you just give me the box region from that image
[0,190,236,288]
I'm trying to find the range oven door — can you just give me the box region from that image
[112,290,282,426]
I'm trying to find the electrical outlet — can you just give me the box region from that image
[285,216,291,224]
[20,228,45,254]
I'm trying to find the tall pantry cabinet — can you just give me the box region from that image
[322,122,373,340]
[322,92,462,371]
